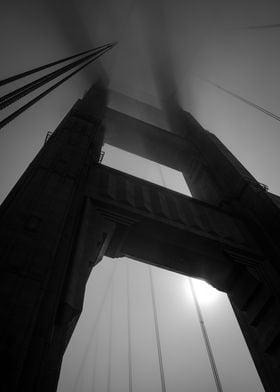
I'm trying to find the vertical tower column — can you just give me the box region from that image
[167,109,280,392]
[0,81,108,392]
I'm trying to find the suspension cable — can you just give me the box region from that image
[126,261,133,392]
[0,48,112,131]
[189,279,224,392]
[71,262,117,392]
[107,270,114,392]
[234,23,280,31]
[0,44,114,110]
[157,161,222,391]
[91,325,99,392]
[0,42,114,87]
[199,76,280,122]
[148,265,167,392]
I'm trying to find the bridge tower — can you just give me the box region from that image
[1,81,280,392]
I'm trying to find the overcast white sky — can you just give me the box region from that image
[1,0,279,390]
[1,0,280,199]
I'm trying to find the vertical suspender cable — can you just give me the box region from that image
[148,266,167,392]
[72,262,117,392]
[107,272,114,392]
[150,163,167,392]
[189,279,224,392]
[157,162,223,391]
[126,261,133,392]
[91,326,99,392]
[157,164,166,189]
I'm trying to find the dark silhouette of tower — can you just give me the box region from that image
[1,81,280,392]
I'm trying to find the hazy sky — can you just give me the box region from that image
[1,0,280,200]
[1,1,279,390]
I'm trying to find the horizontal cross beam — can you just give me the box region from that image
[86,164,262,291]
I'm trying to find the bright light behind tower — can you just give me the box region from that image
[191,278,220,304]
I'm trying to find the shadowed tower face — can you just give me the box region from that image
[1,81,280,392]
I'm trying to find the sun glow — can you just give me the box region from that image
[191,278,220,304]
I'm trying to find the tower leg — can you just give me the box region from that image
[0,82,108,391]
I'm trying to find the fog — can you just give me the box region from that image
[1,0,280,390]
